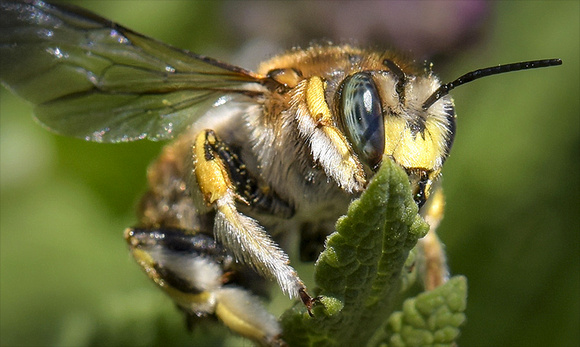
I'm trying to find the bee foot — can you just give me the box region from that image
[298,287,315,317]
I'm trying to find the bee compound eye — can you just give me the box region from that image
[340,72,385,168]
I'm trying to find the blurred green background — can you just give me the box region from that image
[1,1,578,346]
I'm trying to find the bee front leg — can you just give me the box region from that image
[418,186,450,290]
[192,129,312,308]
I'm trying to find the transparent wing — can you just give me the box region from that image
[0,0,268,142]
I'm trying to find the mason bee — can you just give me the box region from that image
[0,1,562,346]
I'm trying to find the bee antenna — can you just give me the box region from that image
[422,58,562,110]
[383,59,407,98]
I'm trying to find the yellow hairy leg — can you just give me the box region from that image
[192,130,310,304]
[194,130,232,205]
[418,186,449,291]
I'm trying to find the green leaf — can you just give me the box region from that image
[280,158,432,346]
[381,276,468,347]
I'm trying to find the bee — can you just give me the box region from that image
[0,1,561,345]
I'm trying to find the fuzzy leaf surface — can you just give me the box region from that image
[281,158,430,346]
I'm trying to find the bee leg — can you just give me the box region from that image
[193,129,312,306]
[124,227,286,346]
[418,186,449,290]
[178,306,207,333]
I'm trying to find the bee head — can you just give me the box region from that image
[261,46,560,205]
[336,57,561,205]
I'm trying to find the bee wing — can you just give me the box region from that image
[0,1,267,142]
